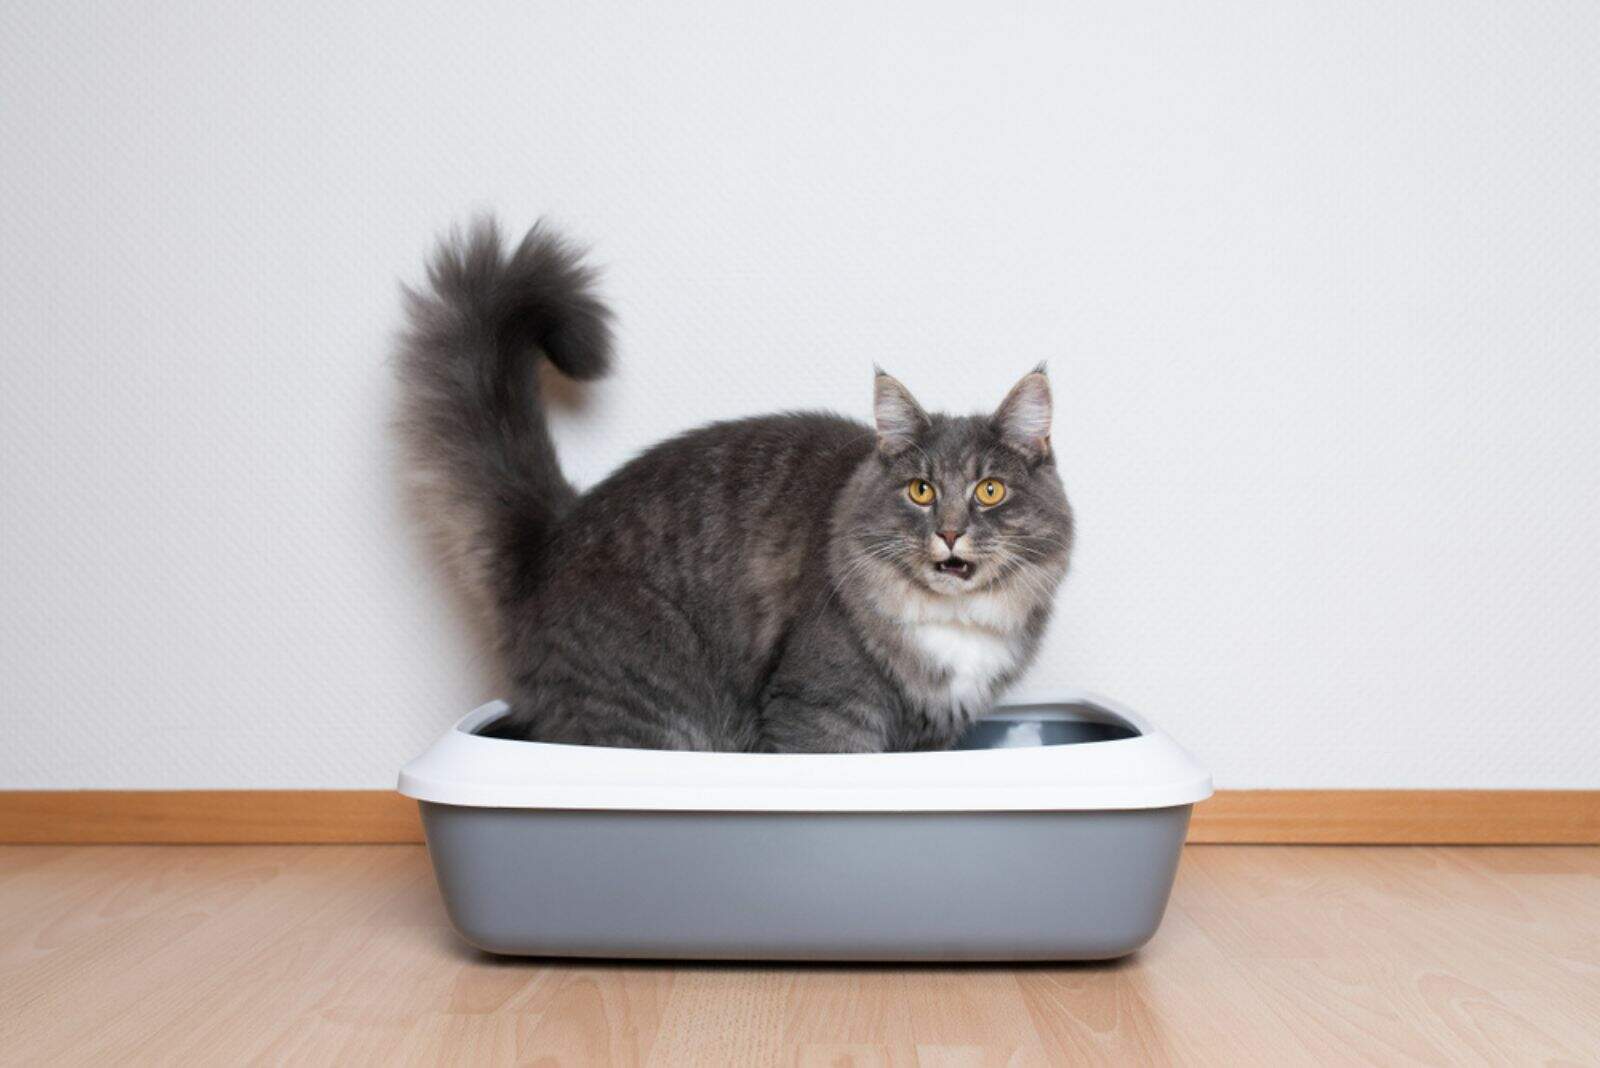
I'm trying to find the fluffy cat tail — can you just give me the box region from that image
[396,219,613,634]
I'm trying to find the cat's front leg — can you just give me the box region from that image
[755,687,887,752]
[754,624,898,753]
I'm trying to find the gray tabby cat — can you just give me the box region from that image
[398,220,1074,752]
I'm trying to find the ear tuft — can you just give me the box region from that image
[994,369,1052,460]
[873,371,929,457]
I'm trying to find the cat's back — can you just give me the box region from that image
[538,412,875,610]
[560,411,876,547]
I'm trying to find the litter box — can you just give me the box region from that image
[398,689,1211,961]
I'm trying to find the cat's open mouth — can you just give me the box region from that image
[935,556,975,580]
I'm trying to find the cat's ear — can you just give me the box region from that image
[873,368,929,457]
[994,364,1052,461]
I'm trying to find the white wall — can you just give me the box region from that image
[3,0,1596,789]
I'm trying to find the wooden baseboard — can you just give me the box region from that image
[0,789,1595,845]
[0,791,422,845]
[1186,790,1599,845]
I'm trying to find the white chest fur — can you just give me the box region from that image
[906,620,1020,708]
[886,586,1030,719]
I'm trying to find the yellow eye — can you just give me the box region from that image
[975,479,1006,506]
[907,479,936,505]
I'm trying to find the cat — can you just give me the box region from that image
[397,220,1074,751]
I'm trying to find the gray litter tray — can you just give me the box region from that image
[398,689,1211,961]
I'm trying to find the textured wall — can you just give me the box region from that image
[3,0,1597,788]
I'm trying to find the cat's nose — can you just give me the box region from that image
[938,529,962,549]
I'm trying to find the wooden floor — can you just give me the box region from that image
[1,846,1596,1065]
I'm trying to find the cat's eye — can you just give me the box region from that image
[975,479,1007,506]
[906,479,936,505]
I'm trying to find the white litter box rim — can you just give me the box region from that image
[397,688,1212,813]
